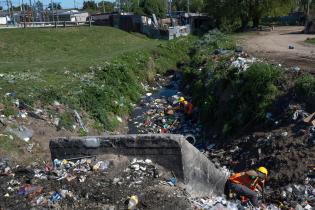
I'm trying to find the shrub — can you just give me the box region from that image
[182,31,282,135]
[295,74,315,97]
[295,74,315,106]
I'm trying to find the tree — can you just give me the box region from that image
[35,1,44,12]
[48,2,62,10]
[83,1,97,10]
[172,0,205,13]
[206,0,299,31]
[97,1,115,12]
[190,0,205,12]
[141,0,167,17]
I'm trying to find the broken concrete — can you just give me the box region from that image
[49,134,228,197]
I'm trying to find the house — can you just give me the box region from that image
[91,12,117,26]
[0,11,11,25]
[51,10,89,22]
[90,12,209,40]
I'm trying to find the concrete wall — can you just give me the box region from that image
[50,134,227,197]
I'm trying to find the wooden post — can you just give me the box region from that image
[63,21,66,28]
[89,17,92,27]
[54,21,57,28]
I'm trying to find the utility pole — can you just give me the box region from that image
[6,0,10,16]
[19,0,22,11]
[51,0,54,23]
[73,0,76,9]
[22,0,26,27]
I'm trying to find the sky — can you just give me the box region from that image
[3,0,115,9]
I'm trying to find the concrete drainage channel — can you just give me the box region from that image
[49,134,227,197]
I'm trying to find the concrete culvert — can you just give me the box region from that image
[49,134,228,197]
[185,134,196,145]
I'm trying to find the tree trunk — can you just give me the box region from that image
[253,16,260,28]
[241,18,249,31]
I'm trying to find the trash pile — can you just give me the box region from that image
[203,106,315,209]
[128,74,203,144]
[0,157,191,209]
[191,196,243,210]
[112,158,159,187]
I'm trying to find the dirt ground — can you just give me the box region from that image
[239,26,315,73]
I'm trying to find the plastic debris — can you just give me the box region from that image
[5,126,33,142]
[128,195,139,210]
[49,192,62,202]
[73,110,88,132]
[167,177,177,186]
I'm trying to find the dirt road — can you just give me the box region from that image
[240,26,315,73]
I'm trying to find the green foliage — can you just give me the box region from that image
[1,98,18,117]
[141,0,167,18]
[60,111,75,130]
[48,2,61,10]
[0,136,25,157]
[79,128,88,136]
[171,0,205,13]
[205,0,299,30]
[120,0,168,17]
[83,0,115,12]
[182,31,282,135]
[306,38,315,44]
[0,27,193,131]
[83,1,97,10]
[295,74,315,104]
[78,37,193,130]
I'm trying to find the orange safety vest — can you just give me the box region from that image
[179,101,193,115]
[229,172,259,191]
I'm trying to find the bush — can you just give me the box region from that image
[76,37,194,131]
[182,32,282,135]
[295,74,315,106]
[59,111,75,130]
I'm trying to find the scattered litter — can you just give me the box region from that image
[116,116,123,123]
[49,191,62,202]
[5,126,33,142]
[127,195,139,210]
[167,177,177,186]
[288,45,295,49]
[73,110,88,132]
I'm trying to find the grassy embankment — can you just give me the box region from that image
[0,27,194,132]
[182,30,315,136]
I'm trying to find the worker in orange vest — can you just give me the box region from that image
[224,166,268,207]
[178,97,193,115]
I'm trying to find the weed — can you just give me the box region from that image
[59,111,75,130]
[295,74,315,106]
[182,31,281,135]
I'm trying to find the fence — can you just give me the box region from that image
[1,20,94,29]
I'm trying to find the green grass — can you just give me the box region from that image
[0,26,194,131]
[306,37,315,44]
[0,26,160,96]
[0,26,158,72]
